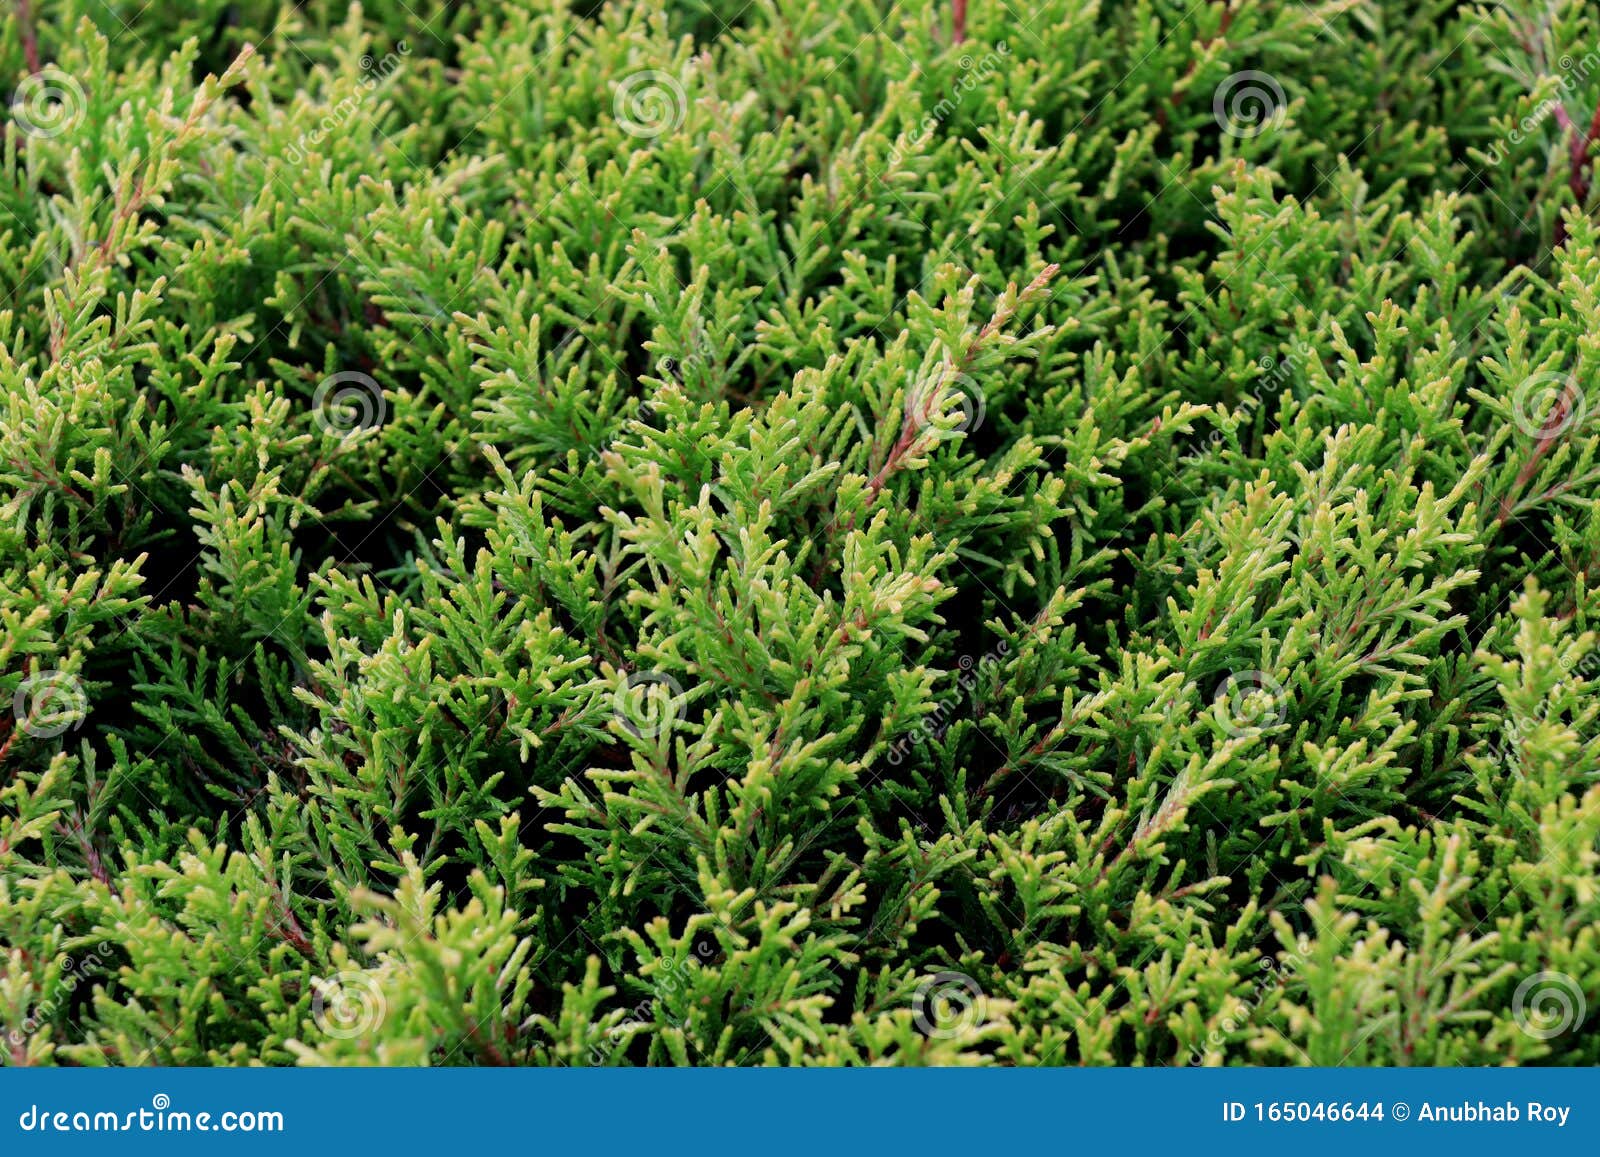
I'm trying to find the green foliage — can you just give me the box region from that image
[1,0,1598,1066]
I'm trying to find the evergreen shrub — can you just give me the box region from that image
[2,0,1598,1066]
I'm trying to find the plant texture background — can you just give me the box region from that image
[1,0,1598,1066]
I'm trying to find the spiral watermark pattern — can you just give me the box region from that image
[1214,670,1288,737]
[311,970,386,1039]
[12,68,87,138]
[908,366,986,442]
[1509,371,1585,441]
[57,941,115,978]
[1512,971,1586,1040]
[311,371,387,437]
[613,70,686,139]
[1213,71,1287,139]
[12,670,88,739]
[911,970,986,1039]
[612,671,686,738]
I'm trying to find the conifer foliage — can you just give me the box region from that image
[2,0,1598,1066]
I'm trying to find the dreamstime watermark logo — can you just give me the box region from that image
[3,941,114,1049]
[655,351,707,387]
[1213,71,1288,139]
[1214,670,1288,737]
[1509,371,1585,441]
[311,970,386,1039]
[1182,346,1317,469]
[1186,949,1308,1065]
[613,70,687,139]
[311,370,387,436]
[644,340,713,416]
[611,671,687,738]
[586,946,712,1065]
[1249,348,1316,407]
[907,363,985,443]
[1512,971,1586,1041]
[12,671,88,739]
[1486,712,1535,775]
[911,971,986,1039]
[11,68,86,138]
[16,1094,284,1134]
[283,42,410,165]
[886,641,1009,765]
[886,43,1011,167]
[1482,50,1600,167]
[1559,644,1600,679]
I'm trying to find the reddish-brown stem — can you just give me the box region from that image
[1498,383,1575,522]
[467,1021,511,1066]
[864,407,925,502]
[1550,99,1600,247]
[56,811,111,886]
[16,0,41,75]
[952,0,967,45]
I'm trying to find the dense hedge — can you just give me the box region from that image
[2,0,1598,1066]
